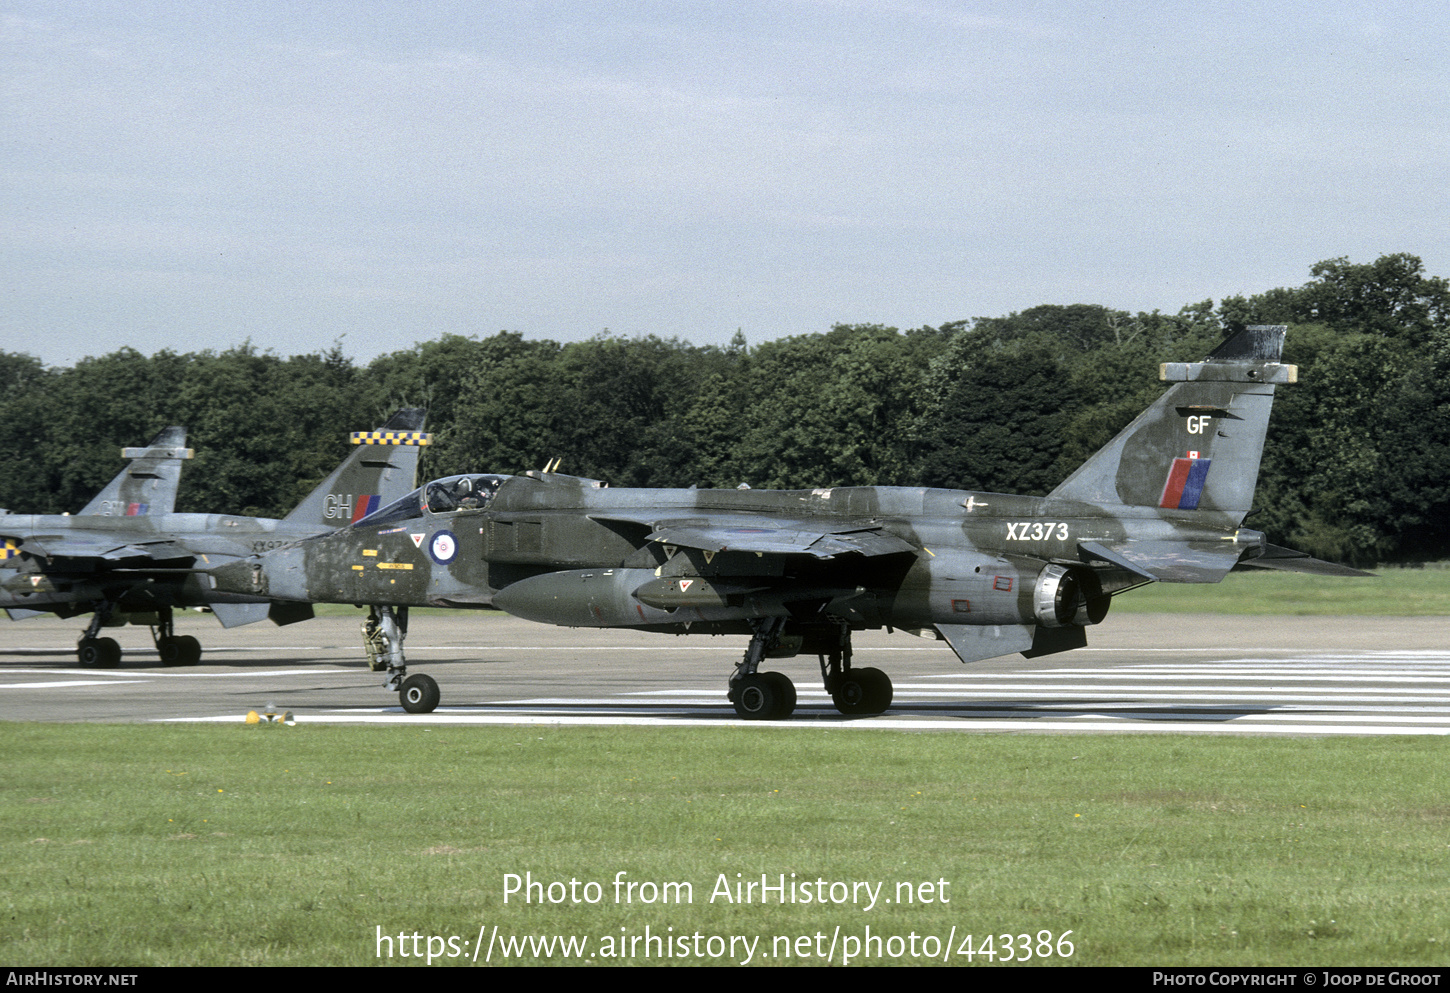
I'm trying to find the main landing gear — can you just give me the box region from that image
[77,605,121,668]
[77,604,202,667]
[727,619,893,720]
[728,618,795,719]
[153,607,201,666]
[363,605,439,714]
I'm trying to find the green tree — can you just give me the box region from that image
[914,336,1080,495]
[0,352,54,512]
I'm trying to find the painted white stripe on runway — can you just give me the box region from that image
[354,703,1450,728]
[836,685,1450,701]
[2,667,356,678]
[624,694,1450,715]
[161,711,1450,735]
[70,642,1324,655]
[487,698,1450,720]
[109,641,1450,737]
[609,686,1450,705]
[911,671,1450,683]
[1,680,149,689]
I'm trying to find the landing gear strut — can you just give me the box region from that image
[152,607,201,666]
[77,605,121,668]
[728,617,796,720]
[724,619,894,720]
[364,605,438,714]
[819,622,891,716]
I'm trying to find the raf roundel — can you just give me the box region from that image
[429,530,458,565]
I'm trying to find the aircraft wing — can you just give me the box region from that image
[589,513,917,559]
[1077,539,1244,584]
[1078,538,1372,582]
[1234,543,1375,577]
[2,532,188,563]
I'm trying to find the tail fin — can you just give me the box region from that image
[78,427,193,517]
[282,409,430,527]
[1047,325,1295,523]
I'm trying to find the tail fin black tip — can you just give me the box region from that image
[146,426,189,449]
[381,408,427,432]
[1208,325,1286,363]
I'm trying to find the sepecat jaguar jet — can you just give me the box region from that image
[209,326,1366,717]
[1,411,429,667]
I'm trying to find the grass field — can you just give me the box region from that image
[7,566,1450,967]
[4,723,1450,967]
[1110,563,1450,615]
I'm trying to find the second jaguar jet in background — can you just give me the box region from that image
[0,410,430,667]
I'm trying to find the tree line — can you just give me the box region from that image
[2,253,1446,567]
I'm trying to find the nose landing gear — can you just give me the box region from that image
[365,605,440,714]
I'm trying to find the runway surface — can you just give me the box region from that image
[2,611,1448,735]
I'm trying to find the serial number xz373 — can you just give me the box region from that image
[1005,522,1069,541]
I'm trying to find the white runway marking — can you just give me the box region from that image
[2,680,148,689]
[4,667,355,678]
[166,711,1450,736]
[164,650,1450,736]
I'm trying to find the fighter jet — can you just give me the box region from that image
[210,326,1366,717]
[0,410,430,667]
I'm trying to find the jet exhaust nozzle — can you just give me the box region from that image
[1033,564,1109,627]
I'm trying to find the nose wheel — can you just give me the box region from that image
[367,606,440,714]
[399,673,440,714]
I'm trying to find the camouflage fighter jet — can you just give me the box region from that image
[210,326,1366,717]
[0,411,430,667]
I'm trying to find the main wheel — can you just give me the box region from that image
[173,635,202,666]
[79,637,122,668]
[760,671,797,719]
[399,674,440,714]
[831,666,892,716]
[730,673,778,720]
[158,637,182,666]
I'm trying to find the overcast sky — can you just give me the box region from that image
[5,1,1448,368]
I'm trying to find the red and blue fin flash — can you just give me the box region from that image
[351,494,381,523]
[1160,457,1211,510]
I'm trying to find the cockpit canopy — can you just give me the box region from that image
[424,474,507,513]
[354,474,511,528]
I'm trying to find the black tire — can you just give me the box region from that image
[760,671,797,719]
[831,666,892,716]
[730,674,778,720]
[78,638,103,667]
[858,667,892,714]
[79,637,122,668]
[174,635,202,666]
[399,674,440,714]
[158,637,182,666]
